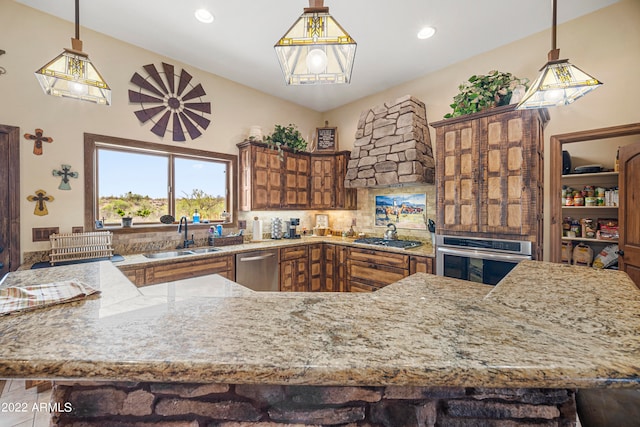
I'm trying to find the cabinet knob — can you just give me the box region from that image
[616,250,625,257]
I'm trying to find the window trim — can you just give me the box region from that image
[84,133,238,233]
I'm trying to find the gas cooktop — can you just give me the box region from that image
[354,238,423,249]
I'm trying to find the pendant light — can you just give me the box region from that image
[34,0,111,105]
[274,0,357,85]
[516,0,602,110]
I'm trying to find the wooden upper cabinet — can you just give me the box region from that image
[284,151,310,209]
[310,155,335,209]
[237,141,356,211]
[334,152,357,210]
[431,105,548,258]
[240,144,282,210]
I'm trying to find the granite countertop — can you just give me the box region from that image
[0,260,638,389]
[111,236,434,269]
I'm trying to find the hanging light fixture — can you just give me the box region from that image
[274,0,356,85]
[516,0,602,110]
[34,0,111,105]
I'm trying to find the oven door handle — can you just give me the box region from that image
[436,247,532,262]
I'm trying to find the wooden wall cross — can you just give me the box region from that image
[52,164,78,190]
[27,189,54,216]
[24,128,54,155]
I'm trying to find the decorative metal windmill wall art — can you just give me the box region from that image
[129,62,212,142]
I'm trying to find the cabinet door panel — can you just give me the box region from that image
[409,255,434,275]
[309,243,322,292]
[436,119,480,233]
[310,157,335,209]
[283,152,310,208]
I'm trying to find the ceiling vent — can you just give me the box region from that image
[345,95,435,188]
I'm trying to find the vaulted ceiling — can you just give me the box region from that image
[15,0,618,112]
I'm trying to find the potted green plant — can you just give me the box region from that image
[116,208,151,227]
[116,208,133,227]
[264,124,307,160]
[444,70,529,119]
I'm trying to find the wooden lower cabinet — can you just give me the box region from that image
[346,248,410,292]
[119,244,433,291]
[335,245,348,292]
[118,255,235,287]
[118,265,146,286]
[309,243,323,292]
[409,255,434,275]
[280,245,309,292]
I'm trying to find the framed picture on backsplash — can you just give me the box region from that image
[375,193,427,229]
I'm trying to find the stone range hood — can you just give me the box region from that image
[345,95,435,188]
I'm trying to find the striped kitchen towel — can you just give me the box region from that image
[0,279,100,315]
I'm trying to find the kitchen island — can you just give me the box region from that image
[0,260,638,425]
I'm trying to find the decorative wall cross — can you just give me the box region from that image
[27,189,54,216]
[24,128,54,155]
[52,164,78,190]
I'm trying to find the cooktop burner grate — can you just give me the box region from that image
[354,238,423,249]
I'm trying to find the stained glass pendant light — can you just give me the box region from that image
[35,0,111,105]
[275,0,356,85]
[516,0,601,109]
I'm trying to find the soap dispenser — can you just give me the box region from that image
[193,209,200,224]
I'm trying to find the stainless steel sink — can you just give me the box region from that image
[143,247,220,259]
[190,247,220,254]
[143,250,194,259]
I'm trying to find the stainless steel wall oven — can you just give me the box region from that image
[436,235,532,285]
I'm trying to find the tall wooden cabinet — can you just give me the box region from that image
[431,105,548,259]
[238,141,356,211]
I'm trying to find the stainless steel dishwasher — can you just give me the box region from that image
[235,249,279,291]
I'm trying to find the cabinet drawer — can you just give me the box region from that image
[145,255,233,285]
[348,247,409,268]
[280,245,308,261]
[348,280,379,293]
[347,259,409,289]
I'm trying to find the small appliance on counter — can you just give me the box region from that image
[284,218,301,239]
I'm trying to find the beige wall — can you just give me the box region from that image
[0,1,321,255]
[323,0,640,259]
[2,1,639,260]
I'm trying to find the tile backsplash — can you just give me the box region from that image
[22,185,436,263]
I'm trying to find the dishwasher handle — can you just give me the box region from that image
[238,253,276,262]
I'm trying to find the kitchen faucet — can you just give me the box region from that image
[178,216,195,248]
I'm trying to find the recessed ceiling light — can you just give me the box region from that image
[195,9,214,24]
[417,26,436,40]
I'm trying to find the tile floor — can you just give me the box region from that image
[0,380,52,427]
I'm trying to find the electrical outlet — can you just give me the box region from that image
[351,218,357,226]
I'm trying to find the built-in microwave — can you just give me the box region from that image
[436,235,532,285]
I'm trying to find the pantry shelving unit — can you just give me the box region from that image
[549,123,640,264]
[559,171,619,264]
